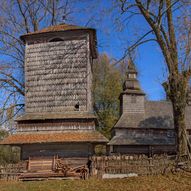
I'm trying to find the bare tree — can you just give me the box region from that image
[0,0,74,127]
[115,0,191,158]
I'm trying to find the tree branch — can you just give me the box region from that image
[0,78,24,96]
[16,0,30,33]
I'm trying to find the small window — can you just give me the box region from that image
[74,102,80,111]
[49,38,63,42]
[131,95,136,103]
[128,73,136,79]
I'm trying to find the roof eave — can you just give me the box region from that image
[20,28,96,42]
[0,140,108,146]
[15,113,97,122]
[114,126,174,130]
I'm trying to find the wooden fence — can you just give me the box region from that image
[91,155,176,177]
[0,162,27,180]
[0,154,188,180]
[0,157,89,180]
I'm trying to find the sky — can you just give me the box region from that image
[72,0,167,101]
[0,0,169,106]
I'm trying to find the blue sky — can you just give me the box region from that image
[72,0,167,101]
[0,0,168,105]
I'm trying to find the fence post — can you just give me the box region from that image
[28,157,30,171]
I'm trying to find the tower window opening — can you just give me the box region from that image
[74,102,80,111]
[128,73,136,79]
[49,38,64,42]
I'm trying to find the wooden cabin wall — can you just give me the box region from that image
[115,128,175,140]
[21,143,94,160]
[25,32,93,113]
[113,145,149,154]
[113,145,176,155]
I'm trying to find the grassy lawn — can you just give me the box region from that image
[0,173,191,191]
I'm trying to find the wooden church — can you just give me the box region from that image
[1,24,108,160]
[108,60,191,155]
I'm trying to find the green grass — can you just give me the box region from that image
[0,173,191,191]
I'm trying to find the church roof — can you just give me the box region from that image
[114,101,191,129]
[16,112,96,121]
[0,131,108,145]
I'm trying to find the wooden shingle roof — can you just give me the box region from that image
[21,24,95,37]
[16,112,96,121]
[0,131,108,145]
[114,101,191,129]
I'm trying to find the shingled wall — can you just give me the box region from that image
[25,36,91,113]
[122,95,145,113]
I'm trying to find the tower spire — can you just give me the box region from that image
[123,59,144,95]
[127,58,137,76]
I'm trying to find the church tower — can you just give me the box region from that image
[120,60,145,114]
[108,60,146,154]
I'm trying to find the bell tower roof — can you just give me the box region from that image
[122,60,145,95]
